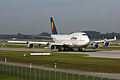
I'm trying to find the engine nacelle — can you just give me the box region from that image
[92,43,98,49]
[27,43,34,48]
[38,44,41,46]
[103,42,109,47]
[49,45,55,49]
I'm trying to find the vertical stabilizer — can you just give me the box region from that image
[50,17,58,34]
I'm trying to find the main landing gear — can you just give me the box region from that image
[78,48,83,51]
[58,46,74,52]
[57,46,83,52]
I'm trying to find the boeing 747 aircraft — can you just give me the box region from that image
[8,17,116,51]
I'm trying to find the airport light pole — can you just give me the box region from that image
[5,57,7,62]
[24,53,26,57]
[55,62,57,68]
[54,60,57,68]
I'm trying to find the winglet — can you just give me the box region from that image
[106,36,117,42]
[114,36,117,40]
[50,17,58,34]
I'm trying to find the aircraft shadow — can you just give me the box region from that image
[52,50,100,52]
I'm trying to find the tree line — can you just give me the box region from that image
[0,31,120,40]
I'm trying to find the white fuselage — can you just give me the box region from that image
[51,32,90,48]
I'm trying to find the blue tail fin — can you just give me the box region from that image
[50,17,58,34]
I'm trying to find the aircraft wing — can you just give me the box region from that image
[90,36,117,49]
[8,40,66,49]
[50,42,64,46]
[8,41,48,45]
[91,36,116,44]
[28,41,48,45]
[8,40,71,46]
[8,41,28,44]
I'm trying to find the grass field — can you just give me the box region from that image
[0,50,120,73]
[0,75,27,80]
[110,44,120,46]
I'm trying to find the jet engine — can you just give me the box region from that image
[27,43,34,48]
[39,44,41,46]
[49,45,55,49]
[92,43,98,49]
[102,42,109,47]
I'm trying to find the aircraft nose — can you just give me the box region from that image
[86,37,90,44]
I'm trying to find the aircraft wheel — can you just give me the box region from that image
[63,47,68,51]
[58,47,62,52]
[78,48,82,52]
[63,49,67,51]
[71,48,74,51]
[68,48,74,51]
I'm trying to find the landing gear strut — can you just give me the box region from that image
[57,46,74,52]
[78,48,82,51]
[68,48,74,51]
[58,47,62,52]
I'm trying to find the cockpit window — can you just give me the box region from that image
[82,34,87,36]
[71,37,77,40]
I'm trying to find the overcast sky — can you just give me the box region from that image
[0,0,120,34]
